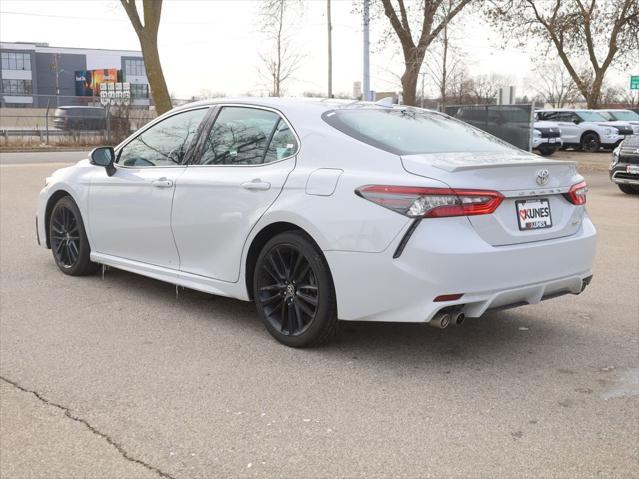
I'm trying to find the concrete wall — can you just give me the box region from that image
[0,107,52,128]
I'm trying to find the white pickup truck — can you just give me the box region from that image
[536,109,633,152]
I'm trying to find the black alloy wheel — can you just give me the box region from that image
[537,145,555,157]
[49,196,98,276]
[581,133,601,153]
[254,231,338,347]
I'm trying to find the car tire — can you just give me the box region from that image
[618,184,639,195]
[253,231,338,347]
[49,196,99,276]
[537,146,555,157]
[581,133,601,153]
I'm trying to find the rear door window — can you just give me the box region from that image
[197,107,286,166]
[264,119,298,163]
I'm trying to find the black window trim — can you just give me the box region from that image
[113,105,211,169]
[186,103,300,167]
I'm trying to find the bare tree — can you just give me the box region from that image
[259,0,304,97]
[467,74,510,104]
[424,0,467,108]
[120,0,172,115]
[599,84,639,107]
[487,0,639,108]
[529,62,579,107]
[445,67,472,105]
[379,0,473,106]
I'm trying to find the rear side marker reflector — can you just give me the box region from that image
[355,185,504,218]
[434,293,464,302]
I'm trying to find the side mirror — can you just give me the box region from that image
[90,146,116,176]
[573,118,582,124]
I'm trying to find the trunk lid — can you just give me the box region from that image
[401,151,586,246]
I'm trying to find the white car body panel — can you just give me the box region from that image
[401,152,584,245]
[172,159,295,282]
[37,98,597,325]
[89,165,185,269]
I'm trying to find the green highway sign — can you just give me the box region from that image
[631,75,639,90]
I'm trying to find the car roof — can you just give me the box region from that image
[171,97,440,117]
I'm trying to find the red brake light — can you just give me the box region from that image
[355,185,504,218]
[566,181,588,205]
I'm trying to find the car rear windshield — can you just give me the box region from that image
[322,108,518,155]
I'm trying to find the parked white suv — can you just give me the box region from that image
[597,109,639,135]
[532,120,563,156]
[536,109,632,152]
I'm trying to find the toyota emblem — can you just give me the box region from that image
[536,169,550,186]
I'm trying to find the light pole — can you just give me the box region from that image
[52,54,65,107]
[363,0,370,101]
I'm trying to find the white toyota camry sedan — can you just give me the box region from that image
[37,98,596,347]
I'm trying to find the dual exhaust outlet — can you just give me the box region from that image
[429,309,465,329]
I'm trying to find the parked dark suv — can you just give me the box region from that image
[53,106,106,131]
[610,135,639,195]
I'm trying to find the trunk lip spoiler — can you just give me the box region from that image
[401,153,577,173]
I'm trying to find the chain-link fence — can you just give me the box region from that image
[444,104,534,151]
[0,94,161,147]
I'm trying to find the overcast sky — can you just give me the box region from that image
[0,0,632,100]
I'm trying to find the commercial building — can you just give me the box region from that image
[0,41,150,107]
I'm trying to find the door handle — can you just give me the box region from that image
[152,178,173,188]
[241,179,271,191]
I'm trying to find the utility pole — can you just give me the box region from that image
[327,0,333,98]
[362,0,370,101]
[53,54,60,107]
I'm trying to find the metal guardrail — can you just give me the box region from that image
[1,94,166,146]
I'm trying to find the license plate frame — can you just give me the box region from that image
[516,198,553,231]
[626,164,639,175]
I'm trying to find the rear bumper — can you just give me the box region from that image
[325,215,596,323]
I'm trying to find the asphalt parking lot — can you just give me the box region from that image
[0,150,637,478]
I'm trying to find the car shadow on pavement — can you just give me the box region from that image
[89,267,565,369]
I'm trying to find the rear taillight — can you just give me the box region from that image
[355,185,504,218]
[565,181,588,205]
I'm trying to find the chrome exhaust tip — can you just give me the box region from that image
[452,311,465,326]
[429,312,451,329]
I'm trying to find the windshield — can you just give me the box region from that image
[322,108,518,155]
[577,111,608,122]
[598,111,614,121]
[609,110,639,121]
